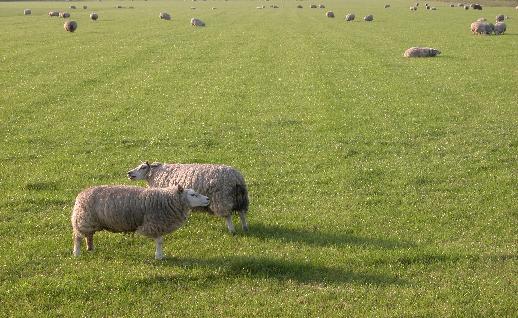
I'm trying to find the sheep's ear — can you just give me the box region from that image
[178,185,184,193]
[145,161,150,166]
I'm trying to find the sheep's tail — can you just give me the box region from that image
[233,184,249,212]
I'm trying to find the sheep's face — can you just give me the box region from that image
[431,49,441,56]
[184,188,210,208]
[127,162,150,180]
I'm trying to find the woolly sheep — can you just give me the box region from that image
[297,5,303,8]
[310,4,317,8]
[403,47,441,58]
[410,6,417,11]
[465,5,469,10]
[477,17,486,22]
[83,5,88,9]
[24,9,31,15]
[326,11,335,18]
[494,22,506,35]
[71,185,209,259]
[127,162,249,234]
[345,13,355,21]
[471,4,482,10]
[69,5,76,9]
[60,12,71,18]
[364,15,374,21]
[159,12,171,20]
[496,15,504,22]
[64,20,77,32]
[49,11,59,17]
[450,4,455,7]
[191,17,205,26]
[471,21,493,35]
[319,4,325,8]
[90,12,98,21]
[431,7,437,10]
[384,4,390,8]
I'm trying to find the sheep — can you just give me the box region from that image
[127,162,249,234]
[431,7,437,10]
[71,185,209,259]
[471,4,482,10]
[410,6,417,11]
[297,5,303,8]
[319,4,325,8]
[49,11,60,17]
[496,15,504,22]
[364,15,374,21]
[494,22,506,35]
[326,11,335,18]
[90,12,98,21]
[64,20,77,32]
[403,47,441,58]
[191,17,205,26]
[471,21,493,35]
[450,4,455,7]
[159,12,171,20]
[83,5,88,9]
[69,5,76,9]
[477,17,487,22]
[310,4,317,8]
[23,9,31,15]
[345,13,355,21]
[59,12,71,18]
[384,4,390,8]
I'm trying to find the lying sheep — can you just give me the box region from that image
[159,12,171,20]
[345,13,355,21]
[496,15,504,22]
[72,185,209,259]
[403,47,441,58]
[128,162,249,234]
[49,11,60,17]
[364,15,374,21]
[326,11,335,18]
[90,12,98,21]
[24,9,31,15]
[191,17,205,26]
[494,22,506,35]
[64,20,77,32]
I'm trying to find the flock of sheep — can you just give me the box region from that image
[72,162,250,259]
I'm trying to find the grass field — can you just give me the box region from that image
[1,0,517,316]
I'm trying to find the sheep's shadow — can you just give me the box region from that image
[247,223,415,249]
[146,255,406,286]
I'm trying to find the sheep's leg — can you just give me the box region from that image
[239,211,249,232]
[73,232,82,256]
[225,215,236,235]
[155,236,164,260]
[86,233,94,251]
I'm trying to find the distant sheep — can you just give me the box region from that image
[450,4,455,7]
[410,6,417,11]
[64,20,78,32]
[345,13,355,21]
[403,47,441,58]
[128,162,249,234]
[70,5,76,9]
[191,17,205,26]
[23,9,31,15]
[319,4,325,8]
[464,6,469,10]
[364,14,373,21]
[477,17,487,22]
[159,12,171,20]
[326,11,334,18]
[83,6,88,9]
[60,12,70,18]
[71,185,209,259]
[310,4,317,8]
[384,4,390,8]
[49,11,60,17]
[471,4,482,10]
[496,15,504,22]
[494,22,506,35]
[90,12,98,21]
[297,5,303,8]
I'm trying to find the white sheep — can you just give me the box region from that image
[59,12,70,18]
[471,21,493,35]
[71,185,209,259]
[326,11,335,18]
[49,11,60,17]
[345,13,355,21]
[24,9,31,15]
[403,47,441,58]
[159,12,171,20]
[364,14,374,21]
[127,162,249,234]
[494,22,506,35]
[191,17,205,26]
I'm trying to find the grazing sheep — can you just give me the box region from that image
[410,6,417,11]
[310,4,317,8]
[90,12,98,21]
[326,11,334,18]
[345,13,355,21]
[127,162,249,234]
[464,5,469,10]
[471,21,493,34]
[319,4,325,8]
[384,4,390,8]
[71,185,209,259]
[159,12,171,20]
[23,9,31,15]
[64,20,77,32]
[70,5,77,9]
[49,11,60,17]
[364,15,373,21]
[297,5,303,8]
[190,17,205,26]
[403,47,441,58]
[60,12,70,18]
[471,4,482,10]
[494,22,506,35]
[496,15,504,22]
[450,4,455,7]
[212,7,217,10]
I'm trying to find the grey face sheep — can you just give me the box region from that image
[71,185,209,260]
[60,12,71,18]
[494,22,506,35]
[24,9,31,15]
[159,12,171,20]
[90,12,98,21]
[496,15,504,22]
[326,11,334,18]
[345,13,355,21]
[403,47,441,58]
[64,20,77,32]
[471,21,493,35]
[191,17,205,26]
[128,161,249,234]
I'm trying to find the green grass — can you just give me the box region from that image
[1,0,517,316]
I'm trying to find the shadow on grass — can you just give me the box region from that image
[247,223,415,249]
[149,255,406,286]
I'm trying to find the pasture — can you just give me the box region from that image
[0,0,517,316]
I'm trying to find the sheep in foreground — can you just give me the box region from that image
[345,13,355,21]
[24,9,31,15]
[326,11,335,18]
[64,20,77,32]
[494,22,506,35]
[403,47,441,58]
[364,15,374,21]
[191,17,205,26]
[128,162,249,234]
[159,12,171,20]
[90,12,98,21]
[72,185,209,259]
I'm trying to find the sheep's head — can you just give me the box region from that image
[127,161,153,180]
[430,48,441,56]
[181,186,210,208]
